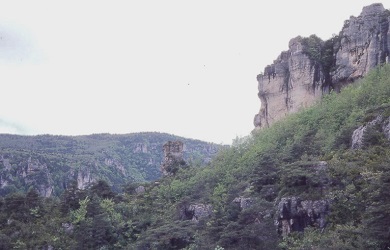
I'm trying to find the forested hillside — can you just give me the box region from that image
[1,64,390,249]
[0,132,222,197]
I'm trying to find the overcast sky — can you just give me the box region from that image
[0,0,387,144]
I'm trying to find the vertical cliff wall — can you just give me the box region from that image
[254,3,390,130]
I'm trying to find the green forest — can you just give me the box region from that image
[1,65,390,249]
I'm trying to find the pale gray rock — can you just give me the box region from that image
[254,36,327,129]
[351,125,367,149]
[104,158,126,175]
[187,203,213,222]
[135,185,146,195]
[351,115,383,149]
[382,117,390,140]
[133,143,148,153]
[178,203,213,222]
[0,156,12,171]
[254,3,390,130]
[24,158,54,197]
[77,169,95,190]
[333,3,390,84]
[233,197,253,210]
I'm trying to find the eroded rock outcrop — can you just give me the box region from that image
[351,113,390,149]
[161,141,186,176]
[178,203,213,222]
[333,4,390,84]
[76,169,95,190]
[104,158,126,175]
[135,185,146,195]
[254,36,329,129]
[352,115,383,149]
[382,117,390,139]
[233,197,253,210]
[275,197,330,237]
[23,158,54,197]
[254,3,390,130]
[275,160,330,236]
[0,155,54,197]
[133,143,148,153]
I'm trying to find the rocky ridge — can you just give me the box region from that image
[254,3,390,129]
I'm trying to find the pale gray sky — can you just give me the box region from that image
[0,0,386,144]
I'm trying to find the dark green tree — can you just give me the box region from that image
[89,180,115,199]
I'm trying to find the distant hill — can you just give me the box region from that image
[0,132,225,196]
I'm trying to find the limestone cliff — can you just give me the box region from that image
[254,3,390,129]
[333,3,390,83]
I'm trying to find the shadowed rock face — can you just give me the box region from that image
[275,197,330,237]
[178,203,213,222]
[254,3,390,130]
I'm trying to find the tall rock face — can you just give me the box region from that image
[161,141,186,176]
[254,3,390,129]
[254,36,329,128]
[333,3,390,83]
